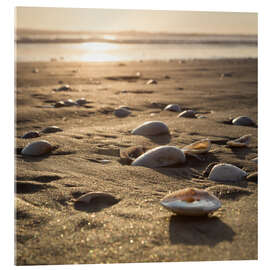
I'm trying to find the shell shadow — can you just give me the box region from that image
[229,147,257,160]
[169,215,235,246]
[74,197,120,213]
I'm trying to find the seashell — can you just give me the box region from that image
[21,140,52,156]
[164,104,181,112]
[131,121,170,136]
[64,99,76,106]
[136,72,141,77]
[55,85,71,91]
[208,163,247,182]
[76,98,87,106]
[160,188,221,216]
[232,116,255,126]
[131,146,186,168]
[251,157,258,163]
[75,192,119,205]
[32,68,39,73]
[182,139,211,155]
[22,131,40,139]
[226,134,252,147]
[146,79,157,85]
[41,126,63,134]
[54,101,65,108]
[120,145,148,164]
[114,107,131,118]
[177,110,196,118]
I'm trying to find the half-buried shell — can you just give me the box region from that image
[41,126,63,134]
[164,104,181,112]
[114,107,131,118]
[208,163,247,182]
[160,187,221,216]
[182,139,211,157]
[120,145,148,164]
[177,110,196,118]
[21,140,52,156]
[226,134,252,147]
[232,116,255,126]
[131,145,185,168]
[131,121,170,136]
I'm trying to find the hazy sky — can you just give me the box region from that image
[16,7,257,34]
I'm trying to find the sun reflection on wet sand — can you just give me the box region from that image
[74,42,120,61]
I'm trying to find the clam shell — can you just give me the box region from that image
[57,85,71,91]
[182,139,211,155]
[41,126,63,134]
[131,145,186,168]
[54,101,65,108]
[208,163,247,182]
[22,131,40,139]
[177,110,196,118]
[164,104,181,112]
[76,98,87,106]
[21,140,52,156]
[146,79,157,85]
[232,116,255,126]
[75,192,118,204]
[226,134,252,147]
[64,99,76,106]
[131,121,170,136]
[114,108,131,118]
[160,188,221,216]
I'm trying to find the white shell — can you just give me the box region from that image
[164,104,181,112]
[131,121,169,136]
[208,163,247,182]
[114,108,131,118]
[131,145,186,168]
[76,98,87,105]
[226,134,252,147]
[54,101,65,108]
[160,188,221,216]
[64,99,76,106]
[146,79,157,85]
[21,140,52,156]
[232,116,255,126]
[177,110,196,118]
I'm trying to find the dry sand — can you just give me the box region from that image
[15,58,257,265]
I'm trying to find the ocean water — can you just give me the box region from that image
[15,33,257,62]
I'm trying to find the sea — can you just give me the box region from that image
[15,32,257,62]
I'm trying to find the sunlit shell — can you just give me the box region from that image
[131,121,170,136]
[227,134,252,147]
[22,131,40,139]
[232,116,255,126]
[75,192,119,205]
[182,139,211,155]
[208,163,247,182]
[21,140,52,156]
[164,104,181,112]
[177,110,196,118]
[76,98,87,106]
[160,188,221,216]
[114,107,131,118]
[54,101,65,108]
[131,145,186,168]
[55,85,71,91]
[41,126,63,134]
[146,79,157,85]
[64,99,76,106]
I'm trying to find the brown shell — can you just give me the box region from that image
[227,134,252,147]
[120,145,148,164]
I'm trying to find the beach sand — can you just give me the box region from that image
[15,58,258,265]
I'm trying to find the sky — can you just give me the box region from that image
[15,7,257,35]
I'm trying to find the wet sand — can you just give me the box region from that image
[15,58,257,265]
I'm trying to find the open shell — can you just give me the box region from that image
[226,134,252,147]
[131,121,169,136]
[160,188,221,216]
[208,163,247,182]
[131,145,185,168]
[182,139,211,155]
[21,140,52,156]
